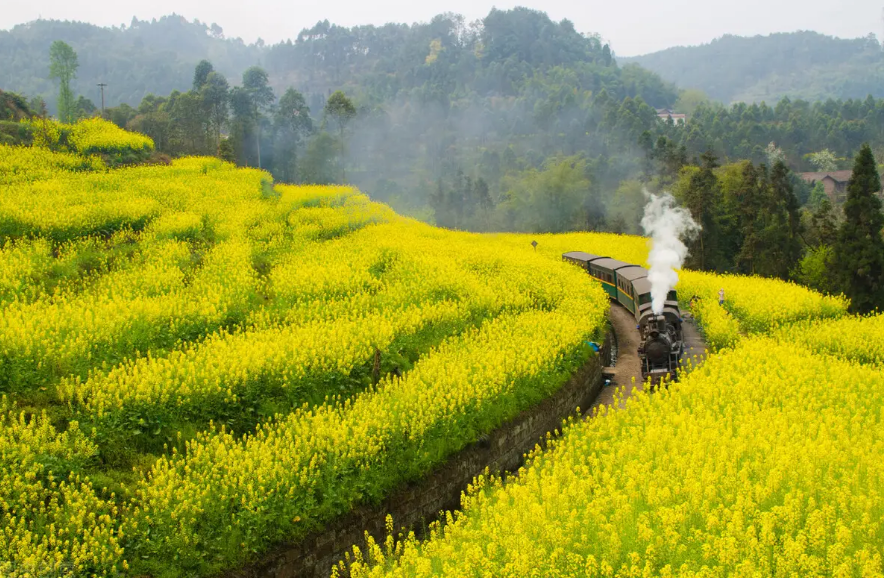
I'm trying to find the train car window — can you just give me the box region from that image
[668,290,677,301]
[639,293,652,305]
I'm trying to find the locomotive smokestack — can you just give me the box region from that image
[641,193,699,315]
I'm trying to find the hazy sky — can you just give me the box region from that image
[2,0,881,56]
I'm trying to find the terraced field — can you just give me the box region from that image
[1,119,868,578]
[1,125,611,577]
[341,245,884,578]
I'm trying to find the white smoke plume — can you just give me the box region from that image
[640,192,700,315]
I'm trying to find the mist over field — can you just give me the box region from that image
[4,3,884,577]
[1,4,883,297]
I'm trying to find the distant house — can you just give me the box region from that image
[799,170,884,203]
[656,108,687,126]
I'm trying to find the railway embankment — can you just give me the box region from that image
[226,335,612,578]
[227,298,710,578]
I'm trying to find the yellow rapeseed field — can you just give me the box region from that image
[344,338,884,578]
[22,117,154,156]
[0,141,611,575]
[0,128,866,577]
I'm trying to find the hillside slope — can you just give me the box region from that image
[623,31,884,103]
[0,16,260,111]
[0,121,849,577]
[1,11,677,115]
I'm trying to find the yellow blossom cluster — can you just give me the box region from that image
[0,404,126,576]
[497,230,651,266]
[66,118,154,155]
[1,239,259,391]
[678,270,848,334]
[775,312,884,366]
[1,141,614,576]
[124,288,608,572]
[494,230,847,348]
[64,219,604,435]
[346,338,884,578]
[0,144,105,185]
[1,137,862,578]
[22,117,154,156]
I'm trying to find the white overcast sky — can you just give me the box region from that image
[2,0,882,56]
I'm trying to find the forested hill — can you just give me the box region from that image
[623,31,884,104]
[1,11,675,113]
[0,17,261,109]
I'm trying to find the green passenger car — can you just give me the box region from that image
[587,258,633,300]
[614,266,649,314]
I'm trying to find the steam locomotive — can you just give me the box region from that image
[563,251,685,384]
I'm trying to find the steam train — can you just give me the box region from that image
[563,251,685,384]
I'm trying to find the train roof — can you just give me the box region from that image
[562,251,606,263]
[589,258,634,271]
[633,277,652,295]
[617,266,649,281]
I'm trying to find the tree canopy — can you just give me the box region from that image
[833,144,884,313]
[625,31,884,104]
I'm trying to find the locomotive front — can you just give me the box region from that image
[638,310,683,385]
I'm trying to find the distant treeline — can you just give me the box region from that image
[5,8,884,306]
[624,31,884,104]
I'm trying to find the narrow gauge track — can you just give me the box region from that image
[590,302,708,413]
[560,247,710,413]
[564,251,685,385]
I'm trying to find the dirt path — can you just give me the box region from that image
[681,313,708,369]
[589,305,708,414]
[589,304,643,411]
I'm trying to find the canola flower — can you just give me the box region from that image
[345,338,884,578]
[64,221,588,430]
[497,230,650,267]
[0,144,105,185]
[66,118,154,156]
[0,172,161,242]
[0,403,127,576]
[0,136,862,578]
[276,183,363,208]
[63,302,462,419]
[678,270,848,334]
[21,117,154,156]
[123,288,608,575]
[495,230,847,347]
[0,237,89,303]
[0,152,270,242]
[775,312,884,366]
[0,239,259,391]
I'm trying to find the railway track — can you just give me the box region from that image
[590,303,708,413]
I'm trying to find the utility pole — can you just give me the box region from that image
[97,83,107,117]
[256,124,262,169]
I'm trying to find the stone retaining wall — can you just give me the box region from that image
[226,337,610,578]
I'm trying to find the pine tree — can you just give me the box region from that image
[683,150,722,271]
[762,160,803,279]
[735,162,763,274]
[810,198,838,247]
[49,41,78,124]
[833,144,884,313]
